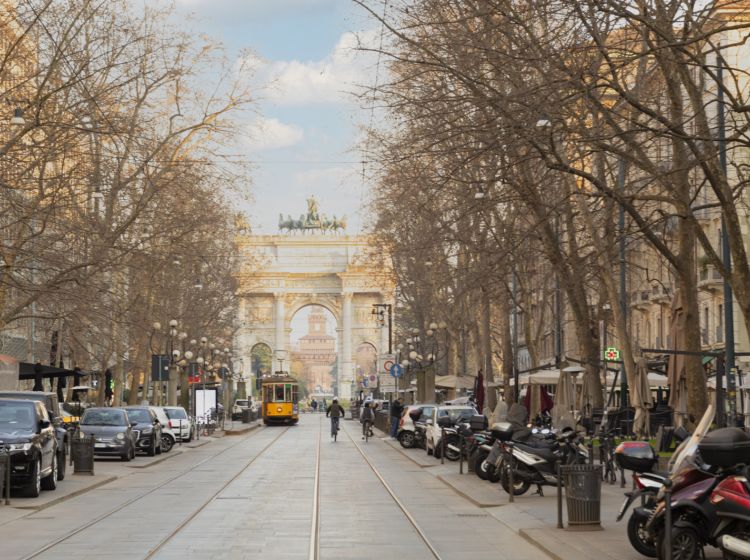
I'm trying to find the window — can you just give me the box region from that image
[275,384,285,401]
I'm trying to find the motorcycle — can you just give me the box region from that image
[641,405,750,560]
[711,468,750,559]
[492,422,588,496]
[613,441,665,558]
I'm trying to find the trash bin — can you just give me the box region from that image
[71,433,95,475]
[562,464,601,529]
[242,408,252,424]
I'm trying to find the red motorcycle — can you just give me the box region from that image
[710,466,750,558]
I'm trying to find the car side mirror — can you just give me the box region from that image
[39,419,51,430]
[130,422,137,428]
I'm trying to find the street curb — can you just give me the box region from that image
[436,474,507,508]
[10,475,118,512]
[182,439,210,448]
[224,422,262,436]
[518,529,564,560]
[126,449,183,469]
[382,437,438,468]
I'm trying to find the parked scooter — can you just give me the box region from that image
[710,466,750,559]
[494,423,588,496]
[614,441,665,558]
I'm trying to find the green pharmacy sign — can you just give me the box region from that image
[603,347,621,361]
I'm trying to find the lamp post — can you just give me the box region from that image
[371,303,393,354]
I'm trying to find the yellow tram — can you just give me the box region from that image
[261,375,299,425]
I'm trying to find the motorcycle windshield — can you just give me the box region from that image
[668,404,714,476]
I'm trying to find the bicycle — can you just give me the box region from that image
[330,416,340,441]
[598,429,619,484]
[362,420,373,442]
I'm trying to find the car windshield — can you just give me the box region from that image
[82,409,126,426]
[438,408,474,422]
[125,409,152,423]
[236,400,248,407]
[165,408,187,420]
[0,402,35,431]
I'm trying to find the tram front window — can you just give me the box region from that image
[275,384,285,401]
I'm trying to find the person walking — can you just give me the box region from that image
[390,397,404,439]
[326,398,346,439]
[311,398,318,414]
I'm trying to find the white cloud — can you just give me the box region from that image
[241,29,381,106]
[245,117,304,151]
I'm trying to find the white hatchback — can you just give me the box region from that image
[149,406,179,451]
[162,406,194,442]
[425,405,477,457]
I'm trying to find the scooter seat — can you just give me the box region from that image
[514,442,557,462]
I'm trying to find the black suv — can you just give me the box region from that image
[0,391,69,481]
[121,407,162,456]
[0,398,58,497]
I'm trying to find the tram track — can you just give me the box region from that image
[337,420,443,560]
[19,424,288,560]
[308,415,322,560]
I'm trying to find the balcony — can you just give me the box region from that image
[649,284,671,303]
[698,265,723,292]
[631,290,652,311]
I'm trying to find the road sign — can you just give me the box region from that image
[379,353,396,373]
[379,374,396,392]
[369,374,378,388]
[390,363,403,378]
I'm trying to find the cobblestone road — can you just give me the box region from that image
[0,415,548,560]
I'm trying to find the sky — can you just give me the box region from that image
[171,0,381,234]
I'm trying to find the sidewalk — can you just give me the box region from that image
[384,438,725,560]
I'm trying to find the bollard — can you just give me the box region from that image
[0,453,9,505]
[441,427,446,465]
[557,463,564,528]
[508,445,515,504]
[620,466,625,488]
[459,434,464,474]
[663,478,673,560]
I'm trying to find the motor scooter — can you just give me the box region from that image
[496,426,588,496]
[710,468,750,559]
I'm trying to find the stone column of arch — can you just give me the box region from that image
[274,293,286,372]
[340,292,353,399]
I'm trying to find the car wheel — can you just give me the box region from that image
[24,459,41,497]
[121,448,130,461]
[41,454,57,491]
[426,441,434,456]
[398,431,416,449]
[161,434,174,453]
[147,437,156,456]
[57,448,66,481]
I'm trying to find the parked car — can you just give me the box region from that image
[231,399,250,420]
[79,408,135,461]
[149,406,177,452]
[0,398,58,497]
[398,404,437,448]
[162,406,194,442]
[0,390,69,481]
[424,405,477,456]
[121,406,162,456]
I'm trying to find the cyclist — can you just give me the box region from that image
[325,398,346,438]
[360,401,375,440]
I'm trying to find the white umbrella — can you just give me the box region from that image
[632,357,654,437]
[552,370,575,429]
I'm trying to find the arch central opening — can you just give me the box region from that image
[290,305,338,397]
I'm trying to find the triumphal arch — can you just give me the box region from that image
[234,199,393,399]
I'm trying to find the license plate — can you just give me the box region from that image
[618,497,629,518]
[94,443,106,448]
